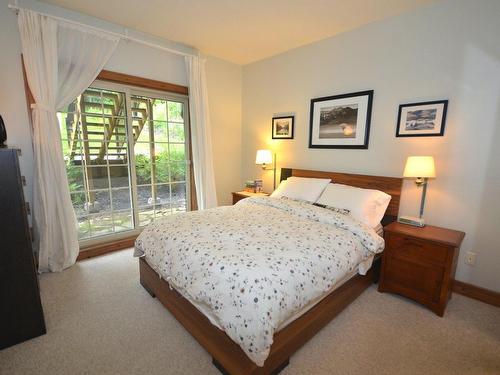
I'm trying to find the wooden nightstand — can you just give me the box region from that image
[232,191,269,205]
[379,222,465,316]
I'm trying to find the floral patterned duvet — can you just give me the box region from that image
[134,196,384,366]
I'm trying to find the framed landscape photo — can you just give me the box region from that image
[396,100,448,137]
[309,90,373,149]
[272,116,294,139]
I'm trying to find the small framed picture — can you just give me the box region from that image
[272,116,294,139]
[396,100,448,137]
[309,90,373,149]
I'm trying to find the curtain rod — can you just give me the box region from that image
[8,3,196,58]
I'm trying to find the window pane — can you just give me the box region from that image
[170,162,186,182]
[169,143,185,161]
[88,190,111,213]
[109,126,127,144]
[86,166,109,190]
[59,112,81,143]
[81,106,103,118]
[58,112,74,140]
[172,182,186,199]
[113,210,134,231]
[135,151,152,185]
[88,213,114,237]
[153,143,169,163]
[134,142,150,157]
[109,166,130,188]
[135,123,150,143]
[104,153,128,165]
[71,192,87,216]
[156,184,171,205]
[167,101,184,122]
[61,138,82,161]
[139,207,154,226]
[102,90,125,117]
[152,99,167,121]
[131,97,147,111]
[172,182,187,213]
[82,141,105,163]
[168,122,185,143]
[137,185,155,206]
[78,217,91,240]
[152,121,168,142]
[111,188,131,210]
[66,164,85,192]
[106,117,127,143]
[87,139,103,152]
[81,90,104,115]
[154,162,170,184]
[155,205,172,219]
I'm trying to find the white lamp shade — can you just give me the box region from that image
[255,149,273,165]
[403,156,436,178]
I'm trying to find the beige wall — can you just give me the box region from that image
[205,56,242,205]
[0,0,35,226]
[242,0,500,291]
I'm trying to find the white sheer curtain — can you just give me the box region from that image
[185,55,218,209]
[18,9,119,272]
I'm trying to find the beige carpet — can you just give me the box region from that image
[1,249,499,375]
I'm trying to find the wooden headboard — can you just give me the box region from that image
[280,168,403,225]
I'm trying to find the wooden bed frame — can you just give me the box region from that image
[139,168,403,374]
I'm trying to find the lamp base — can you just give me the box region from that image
[398,215,425,227]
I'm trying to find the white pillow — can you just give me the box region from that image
[316,183,391,228]
[271,176,331,202]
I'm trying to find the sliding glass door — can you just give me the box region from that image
[57,81,190,244]
[131,95,189,226]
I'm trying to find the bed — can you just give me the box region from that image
[136,168,402,374]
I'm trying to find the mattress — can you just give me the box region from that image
[151,254,375,333]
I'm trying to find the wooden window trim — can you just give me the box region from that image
[97,70,188,96]
[77,235,138,261]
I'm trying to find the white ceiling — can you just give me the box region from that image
[42,0,436,65]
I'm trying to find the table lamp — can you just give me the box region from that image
[399,156,436,227]
[255,149,276,190]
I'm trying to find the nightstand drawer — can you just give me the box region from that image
[386,234,449,265]
[384,256,444,303]
[380,222,464,316]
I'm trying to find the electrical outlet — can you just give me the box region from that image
[465,251,476,266]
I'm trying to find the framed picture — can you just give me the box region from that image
[272,116,294,139]
[309,90,373,149]
[396,100,448,137]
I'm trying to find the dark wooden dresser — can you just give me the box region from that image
[379,222,465,316]
[0,148,46,349]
